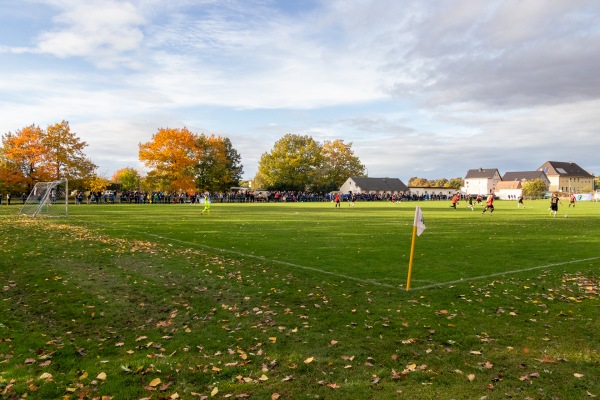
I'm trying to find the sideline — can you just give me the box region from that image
[414,256,600,290]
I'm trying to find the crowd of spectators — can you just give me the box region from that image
[72,189,458,204]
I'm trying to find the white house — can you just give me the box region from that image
[463,168,502,195]
[494,181,522,200]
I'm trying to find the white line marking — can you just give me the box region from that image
[414,256,600,291]
[141,232,400,289]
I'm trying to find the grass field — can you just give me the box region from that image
[1,199,599,399]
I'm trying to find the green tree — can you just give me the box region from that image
[318,139,365,192]
[448,177,464,190]
[257,134,323,191]
[194,135,243,192]
[522,179,548,198]
[112,167,141,191]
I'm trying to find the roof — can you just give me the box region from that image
[502,171,548,182]
[495,181,521,190]
[465,168,500,179]
[537,161,593,177]
[350,177,408,192]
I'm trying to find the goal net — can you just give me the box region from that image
[20,179,69,217]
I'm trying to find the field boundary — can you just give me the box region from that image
[413,256,600,290]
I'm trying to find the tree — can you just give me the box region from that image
[448,177,464,190]
[194,135,243,192]
[433,178,448,187]
[139,128,198,191]
[522,179,548,198]
[1,125,53,191]
[112,167,141,191]
[318,139,365,192]
[44,120,97,181]
[257,134,323,191]
[139,128,244,193]
[408,177,429,187]
[88,175,110,193]
[222,137,244,188]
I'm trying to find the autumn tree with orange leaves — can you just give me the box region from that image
[1,121,96,193]
[139,128,243,193]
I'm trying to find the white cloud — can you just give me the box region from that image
[33,0,146,68]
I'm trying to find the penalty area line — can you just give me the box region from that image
[412,256,600,291]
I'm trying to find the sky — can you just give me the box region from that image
[1,0,599,183]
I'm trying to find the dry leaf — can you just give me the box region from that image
[304,357,314,364]
[38,373,53,381]
[148,378,161,387]
[211,387,219,397]
[96,372,107,381]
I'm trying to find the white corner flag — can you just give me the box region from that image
[413,206,426,236]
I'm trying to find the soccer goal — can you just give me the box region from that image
[20,179,69,217]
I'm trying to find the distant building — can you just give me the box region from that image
[463,168,502,195]
[494,181,522,200]
[340,177,408,196]
[537,161,594,193]
[502,171,551,188]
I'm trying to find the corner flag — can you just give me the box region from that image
[413,206,426,236]
[407,206,425,291]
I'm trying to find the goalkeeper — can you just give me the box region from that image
[200,194,211,215]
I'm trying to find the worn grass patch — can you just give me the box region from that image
[1,200,599,399]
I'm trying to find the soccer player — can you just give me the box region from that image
[200,194,211,215]
[550,192,562,217]
[482,193,494,216]
[569,193,576,207]
[466,195,474,210]
[517,194,525,208]
[450,193,459,210]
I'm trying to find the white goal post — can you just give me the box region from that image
[20,179,69,217]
